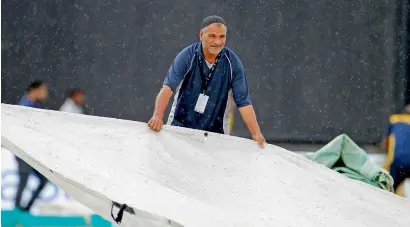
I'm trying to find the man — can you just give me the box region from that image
[148,15,265,148]
[15,80,50,212]
[381,104,410,195]
[59,88,86,114]
[18,80,48,108]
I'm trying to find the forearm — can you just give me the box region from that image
[238,105,261,136]
[153,85,173,118]
[379,137,388,153]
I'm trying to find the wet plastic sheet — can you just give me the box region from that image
[2,104,410,227]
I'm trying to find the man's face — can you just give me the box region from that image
[36,84,48,102]
[200,23,227,55]
[73,93,86,106]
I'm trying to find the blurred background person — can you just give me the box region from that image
[381,104,410,196]
[59,88,86,114]
[17,80,48,109]
[15,80,50,212]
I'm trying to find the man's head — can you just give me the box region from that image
[67,88,86,106]
[27,80,48,102]
[200,15,227,56]
[403,104,410,114]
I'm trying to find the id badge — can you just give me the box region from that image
[194,94,209,114]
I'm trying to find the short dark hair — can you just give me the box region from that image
[67,88,84,98]
[27,80,45,92]
[201,15,226,29]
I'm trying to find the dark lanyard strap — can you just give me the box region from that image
[198,53,221,94]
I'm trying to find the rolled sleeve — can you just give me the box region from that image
[163,46,191,92]
[231,58,252,108]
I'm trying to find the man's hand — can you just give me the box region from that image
[252,132,266,148]
[148,115,163,132]
[238,105,265,148]
[148,85,173,132]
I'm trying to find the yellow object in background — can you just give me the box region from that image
[227,110,234,135]
[226,100,235,135]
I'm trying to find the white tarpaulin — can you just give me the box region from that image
[2,103,410,227]
[1,146,95,216]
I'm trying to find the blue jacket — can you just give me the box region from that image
[18,96,42,108]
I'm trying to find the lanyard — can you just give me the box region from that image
[198,53,221,94]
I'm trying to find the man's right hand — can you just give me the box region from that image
[148,115,163,132]
[148,85,173,132]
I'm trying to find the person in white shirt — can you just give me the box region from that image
[59,88,86,114]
